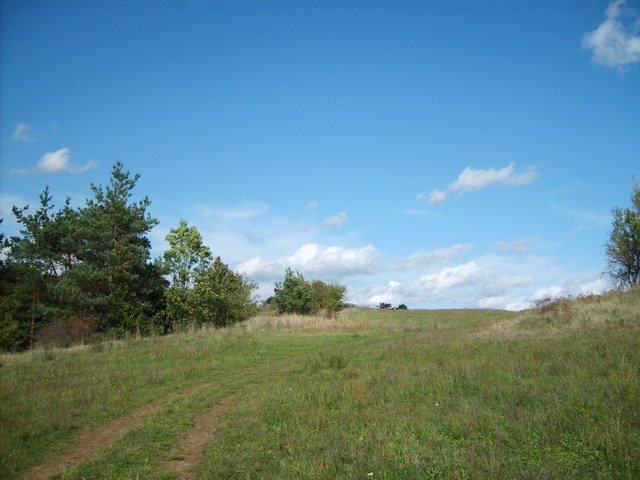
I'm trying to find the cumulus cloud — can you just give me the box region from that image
[531,276,610,302]
[491,236,539,254]
[323,211,348,227]
[307,200,319,209]
[355,261,486,306]
[351,258,535,309]
[237,243,382,282]
[13,148,97,175]
[583,0,640,69]
[422,162,537,204]
[195,202,269,220]
[391,243,473,270]
[414,261,484,293]
[12,123,36,142]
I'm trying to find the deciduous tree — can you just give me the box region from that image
[605,181,640,288]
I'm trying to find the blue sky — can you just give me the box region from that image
[2,0,639,309]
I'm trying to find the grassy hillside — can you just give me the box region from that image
[1,290,639,479]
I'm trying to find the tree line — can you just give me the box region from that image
[0,162,346,351]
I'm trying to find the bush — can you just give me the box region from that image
[310,280,347,314]
[273,269,318,315]
[192,257,258,327]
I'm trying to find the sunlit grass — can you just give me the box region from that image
[1,290,638,479]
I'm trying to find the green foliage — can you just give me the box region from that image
[60,162,166,334]
[160,221,256,328]
[273,272,347,315]
[310,280,347,314]
[1,163,167,349]
[191,257,258,327]
[605,180,640,288]
[2,188,75,348]
[273,268,318,314]
[160,219,214,327]
[161,219,212,289]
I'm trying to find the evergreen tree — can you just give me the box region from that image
[2,188,75,347]
[62,162,166,334]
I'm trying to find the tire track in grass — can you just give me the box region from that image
[160,383,258,480]
[19,336,369,479]
[20,381,217,480]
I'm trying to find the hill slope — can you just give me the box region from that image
[1,291,638,479]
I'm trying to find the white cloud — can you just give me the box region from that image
[307,200,319,209]
[12,123,35,142]
[323,211,348,227]
[237,243,382,282]
[427,189,449,205]
[391,243,473,270]
[195,202,269,220]
[491,236,539,254]
[351,256,537,309]
[414,261,483,293]
[450,163,538,191]
[13,148,97,175]
[583,0,640,69]
[355,261,486,306]
[423,162,538,204]
[533,275,610,301]
[477,296,510,309]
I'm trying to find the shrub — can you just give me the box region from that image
[310,280,347,315]
[191,257,258,327]
[273,269,318,314]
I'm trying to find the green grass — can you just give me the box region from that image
[1,291,639,479]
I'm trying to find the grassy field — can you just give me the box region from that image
[1,290,639,479]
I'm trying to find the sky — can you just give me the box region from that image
[1,0,639,310]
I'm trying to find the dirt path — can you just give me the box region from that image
[159,383,257,480]
[20,381,216,480]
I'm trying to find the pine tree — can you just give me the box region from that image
[3,188,74,347]
[63,162,166,334]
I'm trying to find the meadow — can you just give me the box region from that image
[1,290,639,479]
